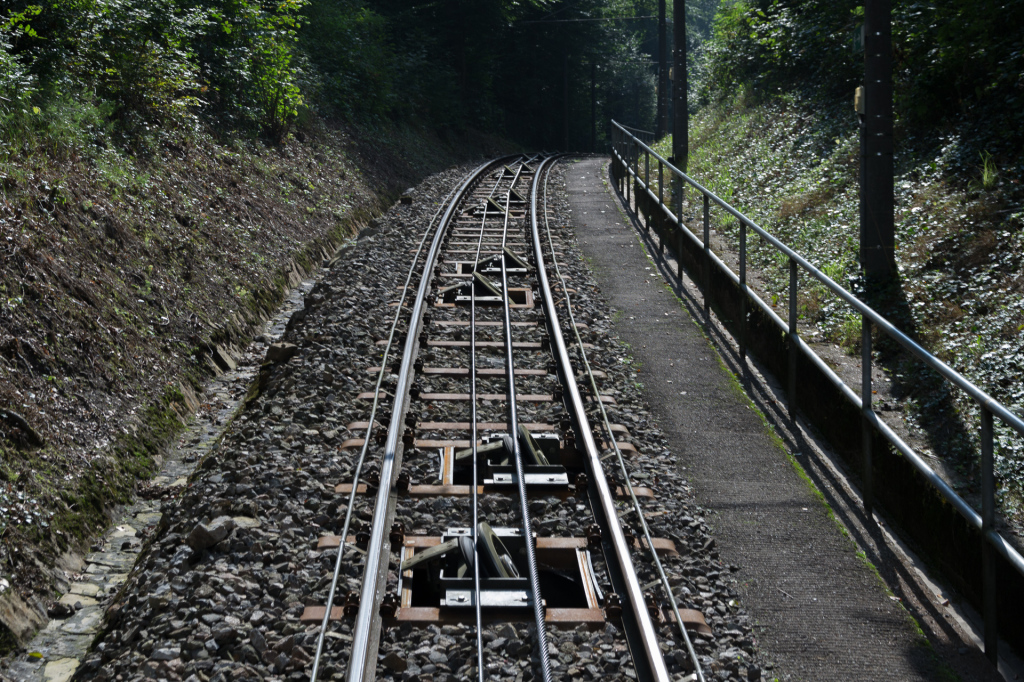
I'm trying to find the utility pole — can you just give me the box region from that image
[591,62,597,152]
[860,0,894,281]
[657,0,668,138]
[672,0,688,172]
[563,47,570,150]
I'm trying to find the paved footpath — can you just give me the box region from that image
[566,158,943,681]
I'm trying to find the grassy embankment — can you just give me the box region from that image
[650,91,1024,528]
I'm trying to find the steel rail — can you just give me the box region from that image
[528,157,671,682]
[497,165,555,682]
[468,159,527,682]
[345,158,512,682]
[309,177,465,682]
[539,163,706,682]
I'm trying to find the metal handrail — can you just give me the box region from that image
[611,119,1024,663]
[618,123,655,144]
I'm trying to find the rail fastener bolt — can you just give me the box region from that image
[397,472,411,493]
[402,428,415,446]
[644,592,662,621]
[390,522,405,546]
[356,531,371,548]
[586,523,602,548]
[344,591,360,618]
[605,593,623,620]
[380,593,400,618]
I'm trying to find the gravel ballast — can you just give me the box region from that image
[37,159,766,682]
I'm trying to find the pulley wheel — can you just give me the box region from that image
[477,521,519,578]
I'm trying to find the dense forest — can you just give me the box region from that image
[0,0,725,153]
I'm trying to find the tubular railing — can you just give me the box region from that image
[611,119,1024,664]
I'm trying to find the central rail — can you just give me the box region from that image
[316,155,680,682]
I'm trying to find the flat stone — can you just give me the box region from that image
[151,646,181,661]
[135,511,163,526]
[108,524,138,539]
[58,594,97,608]
[382,651,408,672]
[60,609,102,635]
[213,346,237,371]
[84,552,133,569]
[187,516,236,550]
[265,342,298,364]
[232,516,261,529]
[43,657,79,682]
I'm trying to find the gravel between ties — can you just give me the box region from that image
[71,160,766,682]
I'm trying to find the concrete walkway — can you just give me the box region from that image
[565,158,943,681]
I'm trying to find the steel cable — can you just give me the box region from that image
[499,166,554,682]
[468,160,519,682]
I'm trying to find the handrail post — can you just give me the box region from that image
[676,175,683,280]
[627,140,632,206]
[862,315,873,517]
[982,405,997,663]
[787,258,798,419]
[644,150,650,232]
[739,222,747,362]
[703,194,710,319]
[658,160,665,253]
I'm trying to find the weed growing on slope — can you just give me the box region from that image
[650,90,1024,528]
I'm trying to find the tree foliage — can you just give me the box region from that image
[698,0,1024,157]
[0,0,722,149]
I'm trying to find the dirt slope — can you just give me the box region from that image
[0,118,512,652]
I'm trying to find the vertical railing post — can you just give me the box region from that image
[703,194,710,319]
[787,258,798,419]
[658,160,665,254]
[739,221,747,362]
[658,159,664,208]
[676,175,684,280]
[626,139,632,206]
[644,150,650,232]
[862,315,873,517]
[982,405,997,663]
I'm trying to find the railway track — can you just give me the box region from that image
[304,156,708,682]
[60,157,760,682]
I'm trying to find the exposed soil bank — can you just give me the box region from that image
[0,119,514,656]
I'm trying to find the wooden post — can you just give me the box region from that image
[672,0,688,173]
[860,0,894,281]
[657,0,668,138]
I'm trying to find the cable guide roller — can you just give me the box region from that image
[451,426,568,489]
[475,246,532,275]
